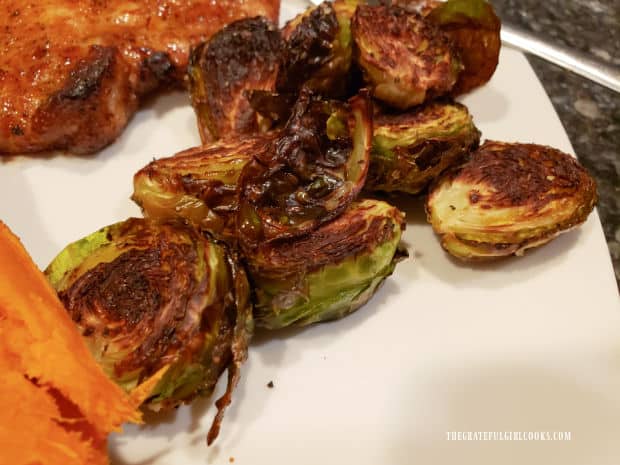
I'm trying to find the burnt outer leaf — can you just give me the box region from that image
[426,141,598,260]
[278,2,338,93]
[426,0,501,95]
[237,89,373,251]
[351,4,461,109]
[207,247,253,445]
[277,0,356,97]
[188,17,282,143]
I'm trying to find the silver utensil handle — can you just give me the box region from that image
[501,24,620,93]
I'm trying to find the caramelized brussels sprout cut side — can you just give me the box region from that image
[188,17,282,143]
[45,218,253,444]
[426,141,597,260]
[278,0,359,97]
[426,0,501,95]
[237,89,373,250]
[368,101,480,194]
[352,4,461,109]
[132,134,276,242]
[250,199,406,329]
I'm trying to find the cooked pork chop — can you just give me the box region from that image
[0,0,280,155]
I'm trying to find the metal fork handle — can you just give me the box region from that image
[501,24,620,93]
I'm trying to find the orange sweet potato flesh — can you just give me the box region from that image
[0,220,146,464]
[0,370,109,465]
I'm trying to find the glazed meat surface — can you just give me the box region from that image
[0,0,279,155]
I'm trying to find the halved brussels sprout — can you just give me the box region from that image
[188,17,282,143]
[387,0,501,95]
[426,0,501,95]
[351,4,462,109]
[45,218,252,444]
[237,89,373,250]
[132,134,277,242]
[426,141,598,260]
[368,101,480,194]
[277,0,359,97]
[250,198,406,329]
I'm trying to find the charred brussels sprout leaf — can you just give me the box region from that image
[237,89,373,250]
[368,101,480,194]
[188,17,282,143]
[45,218,253,444]
[250,199,406,329]
[426,0,501,95]
[134,90,372,247]
[277,0,358,97]
[351,4,461,109]
[132,134,276,242]
[426,141,598,260]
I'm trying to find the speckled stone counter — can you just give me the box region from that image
[492,0,620,289]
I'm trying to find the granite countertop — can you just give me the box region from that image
[491,0,620,289]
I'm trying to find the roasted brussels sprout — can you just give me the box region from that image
[351,4,461,109]
[45,218,252,444]
[237,89,373,250]
[188,17,282,143]
[426,0,501,95]
[367,101,480,194]
[426,141,598,260]
[385,0,500,95]
[134,90,372,247]
[277,0,359,97]
[250,199,406,329]
[132,134,277,242]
